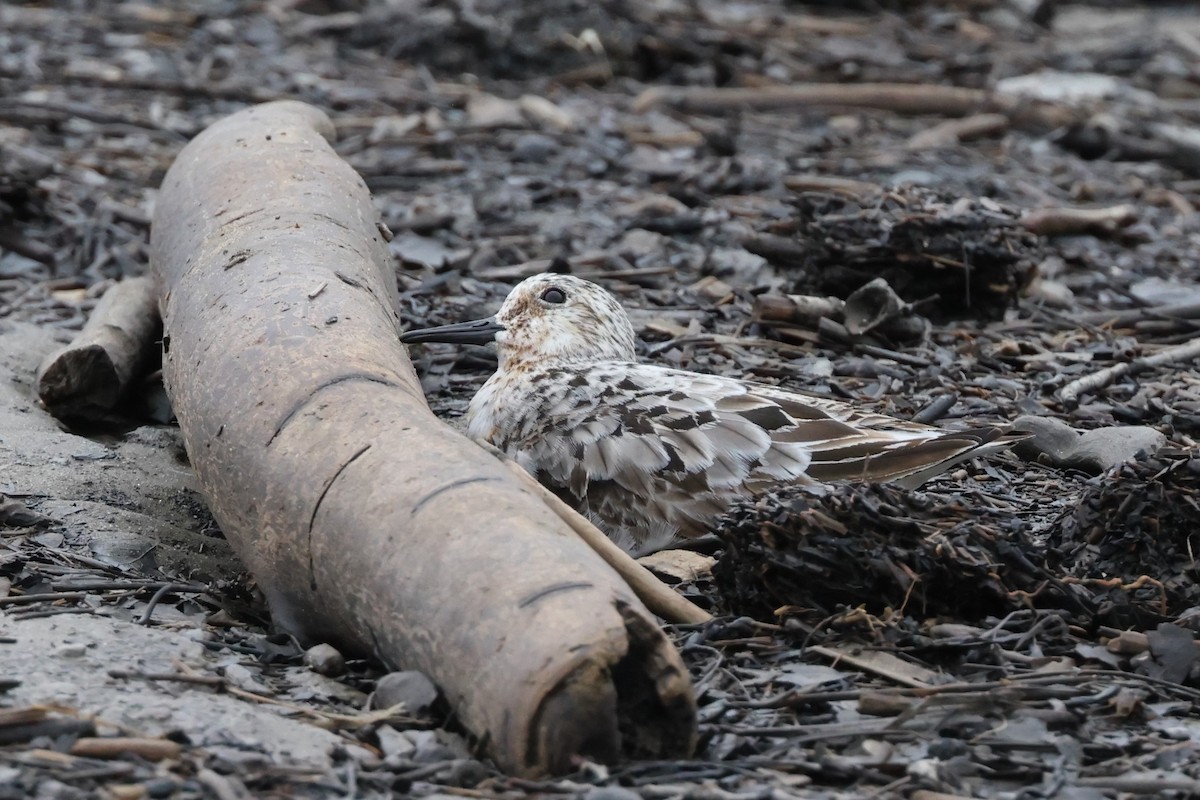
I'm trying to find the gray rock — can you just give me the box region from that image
[55,643,88,659]
[303,643,345,677]
[369,670,439,717]
[512,133,558,163]
[1063,427,1167,473]
[144,779,177,799]
[584,788,642,800]
[1011,415,1080,464]
[376,724,416,759]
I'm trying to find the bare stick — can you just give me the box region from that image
[1077,301,1200,328]
[107,669,225,687]
[1059,336,1200,404]
[633,83,1076,130]
[754,294,845,325]
[905,112,1009,149]
[70,737,182,762]
[1020,204,1137,237]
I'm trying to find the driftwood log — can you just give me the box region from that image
[150,100,696,776]
[36,275,159,421]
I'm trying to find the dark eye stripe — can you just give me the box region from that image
[541,287,567,304]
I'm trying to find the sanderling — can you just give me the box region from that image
[401,273,1019,555]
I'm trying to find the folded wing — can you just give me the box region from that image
[499,363,1015,546]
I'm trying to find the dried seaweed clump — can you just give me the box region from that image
[1046,455,1200,618]
[713,482,1056,623]
[0,145,51,228]
[781,188,1039,321]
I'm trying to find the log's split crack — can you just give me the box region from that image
[267,372,401,446]
[410,476,503,516]
[307,443,372,592]
[518,581,596,608]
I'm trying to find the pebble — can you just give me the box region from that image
[303,643,345,676]
[55,643,88,658]
[1064,426,1167,473]
[1011,415,1079,464]
[1023,277,1075,308]
[1011,416,1166,473]
[221,663,271,694]
[369,670,439,717]
[143,778,177,799]
[512,133,558,163]
[583,788,642,800]
[927,737,970,759]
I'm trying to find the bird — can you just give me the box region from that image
[400,273,1020,555]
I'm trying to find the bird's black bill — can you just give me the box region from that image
[399,317,505,346]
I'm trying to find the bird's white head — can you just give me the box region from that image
[400,273,638,371]
[493,274,637,369]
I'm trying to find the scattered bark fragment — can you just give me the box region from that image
[634,83,1076,131]
[70,737,182,762]
[0,495,51,528]
[753,293,845,325]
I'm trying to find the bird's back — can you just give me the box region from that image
[472,361,1014,554]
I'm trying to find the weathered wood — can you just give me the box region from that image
[149,100,696,776]
[36,276,159,420]
[634,83,1077,131]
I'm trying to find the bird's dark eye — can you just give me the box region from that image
[540,287,567,304]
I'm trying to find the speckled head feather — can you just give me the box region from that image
[492,273,637,370]
[402,273,1022,554]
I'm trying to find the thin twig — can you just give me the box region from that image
[108,669,225,687]
[137,582,194,625]
[0,591,87,606]
[1059,336,1200,404]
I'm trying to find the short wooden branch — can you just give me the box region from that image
[1058,336,1200,405]
[1020,204,1137,237]
[36,276,159,420]
[633,83,1076,131]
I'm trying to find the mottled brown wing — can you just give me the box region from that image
[505,363,1017,550]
